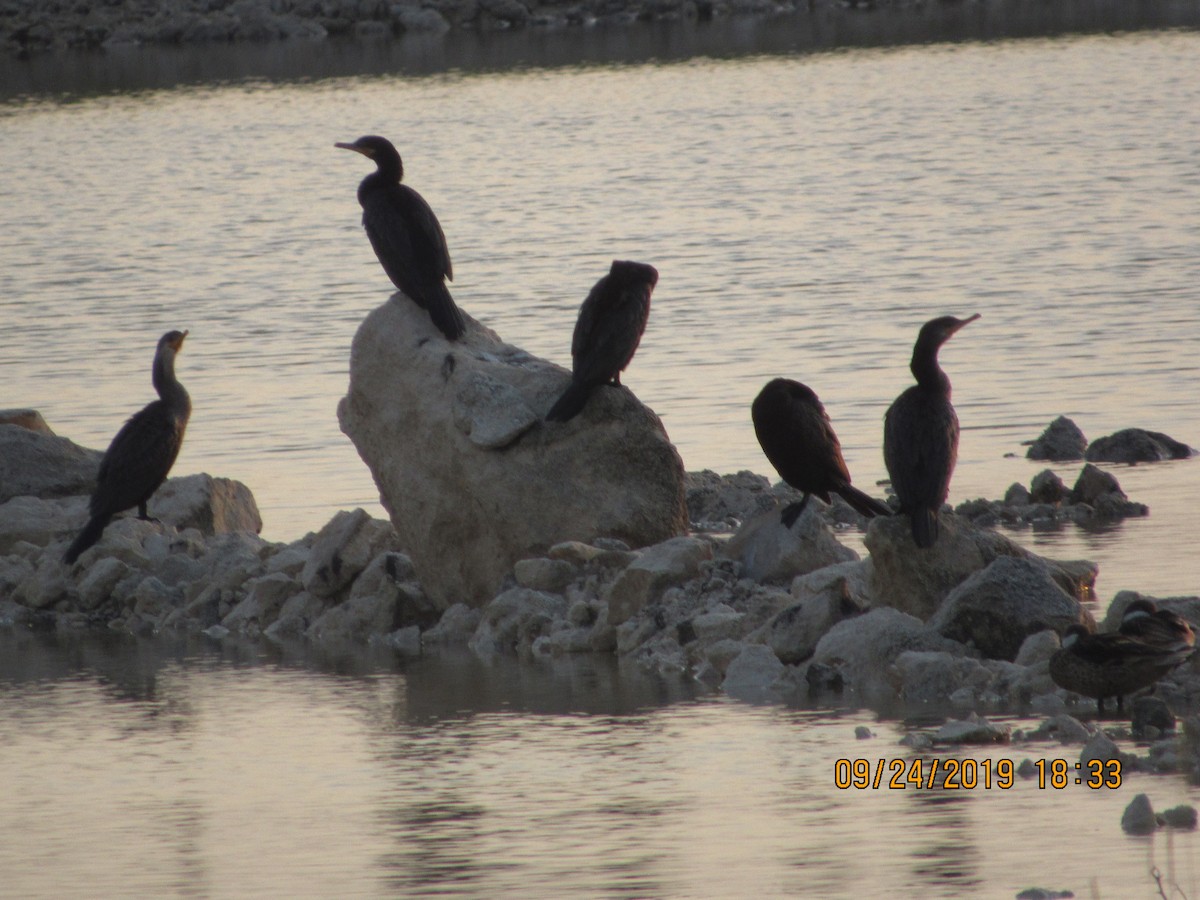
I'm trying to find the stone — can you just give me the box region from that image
[469,587,566,656]
[1131,696,1175,737]
[77,557,130,611]
[685,469,775,529]
[762,568,866,665]
[546,541,605,565]
[394,6,451,32]
[1120,793,1158,835]
[264,592,326,640]
[1080,731,1121,768]
[513,557,577,593]
[223,572,300,633]
[893,652,996,707]
[1014,630,1061,668]
[1029,469,1067,504]
[933,715,1011,744]
[605,536,713,625]
[1069,463,1125,506]
[1161,806,1198,830]
[721,644,787,702]
[0,423,103,503]
[300,509,398,600]
[1100,590,1200,632]
[811,607,967,707]
[0,409,53,433]
[0,495,87,554]
[1003,482,1031,506]
[422,603,483,643]
[864,512,1026,621]
[338,297,687,608]
[148,473,263,535]
[1026,416,1088,461]
[1029,714,1091,744]
[1086,428,1194,464]
[928,556,1086,661]
[720,505,857,585]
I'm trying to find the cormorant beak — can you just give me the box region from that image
[335,141,372,158]
[951,313,981,334]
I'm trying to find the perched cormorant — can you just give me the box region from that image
[335,135,466,341]
[63,331,191,565]
[545,260,658,423]
[1119,598,1196,653]
[752,378,891,527]
[1049,624,1191,716]
[882,314,979,548]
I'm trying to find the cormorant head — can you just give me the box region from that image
[917,313,981,349]
[160,330,188,353]
[336,135,403,179]
[609,260,659,290]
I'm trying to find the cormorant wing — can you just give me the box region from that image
[571,280,651,385]
[361,183,453,308]
[92,401,186,517]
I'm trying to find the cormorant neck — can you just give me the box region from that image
[153,347,190,411]
[909,339,951,395]
[375,150,403,184]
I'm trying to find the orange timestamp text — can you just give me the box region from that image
[833,757,1122,790]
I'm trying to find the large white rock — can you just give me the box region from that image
[337,297,688,608]
[720,504,858,584]
[0,422,102,503]
[149,473,263,536]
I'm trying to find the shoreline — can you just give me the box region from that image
[5,0,1200,69]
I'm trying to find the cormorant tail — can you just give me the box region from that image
[546,380,593,423]
[910,509,938,549]
[838,485,892,519]
[427,283,466,341]
[780,495,811,528]
[63,513,114,565]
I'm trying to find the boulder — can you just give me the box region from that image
[0,495,86,554]
[300,509,399,600]
[1085,428,1194,463]
[758,563,868,664]
[928,556,1087,661]
[337,297,688,608]
[1100,590,1200,632]
[468,587,567,655]
[685,469,775,529]
[719,505,857,584]
[1029,469,1067,505]
[606,536,713,625]
[148,473,263,535]
[1026,416,1088,461]
[810,607,967,707]
[0,409,54,434]
[864,512,1031,620]
[721,644,788,702]
[0,423,102,503]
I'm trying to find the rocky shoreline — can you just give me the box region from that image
[5,0,1200,58]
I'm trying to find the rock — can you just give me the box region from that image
[309,551,438,640]
[933,715,1010,744]
[513,557,577,593]
[1080,731,1121,768]
[1120,793,1158,835]
[264,592,326,640]
[606,536,713,625]
[338,297,687,608]
[761,566,866,664]
[864,512,1028,620]
[1161,806,1198,830]
[1026,416,1088,461]
[1131,697,1175,737]
[721,644,787,702]
[0,409,53,434]
[1003,482,1031,506]
[811,607,967,707]
[77,557,131,611]
[1015,630,1061,667]
[546,541,606,565]
[0,495,87,554]
[928,556,1087,661]
[1029,714,1091,744]
[223,572,299,633]
[855,726,872,739]
[148,473,263,535]
[469,587,566,655]
[0,423,102,503]
[720,505,857,585]
[423,603,483,644]
[685,469,774,529]
[300,509,398,600]
[1029,469,1067,504]
[1100,590,1200,633]
[394,5,450,31]
[1085,428,1195,463]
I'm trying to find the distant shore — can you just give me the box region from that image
[5,0,1200,60]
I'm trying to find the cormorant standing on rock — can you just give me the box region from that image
[64,330,192,565]
[545,260,658,423]
[1049,624,1191,716]
[883,313,979,548]
[335,135,466,341]
[752,378,891,527]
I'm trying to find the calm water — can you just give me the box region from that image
[2,24,1200,897]
[1,629,1198,899]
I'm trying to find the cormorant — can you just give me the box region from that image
[752,378,891,527]
[1119,598,1196,653]
[545,260,658,423]
[1049,624,1191,716]
[63,330,191,565]
[882,313,979,548]
[335,135,466,341]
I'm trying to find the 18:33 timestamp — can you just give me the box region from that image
[833,757,1122,790]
